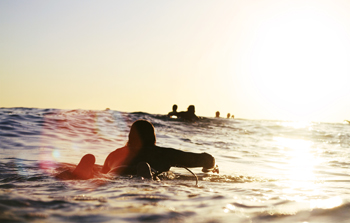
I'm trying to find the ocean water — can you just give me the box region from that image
[1,107,350,223]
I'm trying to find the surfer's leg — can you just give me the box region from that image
[72,154,96,179]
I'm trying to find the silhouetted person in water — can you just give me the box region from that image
[215,111,220,118]
[175,105,199,121]
[227,113,230,118]
[167,104,178,117]
[58,120,216,180]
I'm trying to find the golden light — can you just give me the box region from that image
[310,196,342,209]
[277,121,311,129]
[272,136,343,209]
[247,7,350,121]
[273,136,342,209]
[273,136,323,202]
[274,137,318,183]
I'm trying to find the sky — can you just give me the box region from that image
[1,0,350,123]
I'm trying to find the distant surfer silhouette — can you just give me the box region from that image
[167,104,178,117]
[175,105,199,121]
[57,120,217,180]
[215,111,220,118]
[227,113,230,118]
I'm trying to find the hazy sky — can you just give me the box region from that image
[1,0,350,122]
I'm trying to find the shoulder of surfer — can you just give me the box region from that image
[101,146,129,173]
[114,146,128,153]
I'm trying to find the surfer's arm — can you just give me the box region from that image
[101,147,130,174]
[101,149,120,174]
[101,154,112,174]
[160,147,215,170]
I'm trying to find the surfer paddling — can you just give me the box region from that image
[58,120,218,180]
[174,105,199,121]
[167,104,178,117]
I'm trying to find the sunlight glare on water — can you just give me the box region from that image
[273,137,323,199]
[310,196,343,209]
[1,108,350,222]
[277,121,311,129]
[274,137,318,181]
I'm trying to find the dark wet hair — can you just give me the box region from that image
[128,120,156,148]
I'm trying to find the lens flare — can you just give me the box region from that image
[52,149,60,159]
[38,109,129,180]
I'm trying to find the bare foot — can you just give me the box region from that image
[72,154,96,179]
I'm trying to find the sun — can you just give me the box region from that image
[247,7,350,121]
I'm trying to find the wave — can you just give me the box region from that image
[2,107,350,222]
[251,201,350,223]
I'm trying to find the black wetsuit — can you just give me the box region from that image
[104,145,215,175]
[130,146,214,173]
[175,112,199,121]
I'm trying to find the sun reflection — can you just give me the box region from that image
[273,136,326,203]
[272,136,342,210]
[223,203,235,213]
[310,196,342,209]
[277,121,311,129]
[274,137,318,183]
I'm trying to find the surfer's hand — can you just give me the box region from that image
[202,165,219,174]
[212,165,219,174]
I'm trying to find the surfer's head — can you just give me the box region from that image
[187,105,195,114]
[172,104,178,112]
[128,120,156,149]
